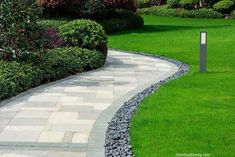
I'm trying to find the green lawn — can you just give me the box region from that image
[108,16,235,157]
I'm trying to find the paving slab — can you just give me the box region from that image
[0,50,178,157]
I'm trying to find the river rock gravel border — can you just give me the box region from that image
[105,50,189,157]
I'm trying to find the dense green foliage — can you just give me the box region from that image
[213,0,234,13]
[59,20,108,56]
[0,0,42,59]
[138,5,223,18]
[108,15,235,157]
[0,0,109,102]
[179,0,199,9]
[137,0,152,8]
[139,0,235,17]
[167,0,180,8]
[98,14,144,33]
[0,47,105,101]
[37,0,136,17]
[39,14,144,34]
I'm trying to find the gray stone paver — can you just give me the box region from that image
[0,50,178,157]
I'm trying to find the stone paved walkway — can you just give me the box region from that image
[0,50,178,157]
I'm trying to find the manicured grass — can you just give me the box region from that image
[108,16,235,157]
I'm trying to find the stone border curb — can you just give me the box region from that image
[105,49,189,157]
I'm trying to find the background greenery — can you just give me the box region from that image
[108,15,235,157]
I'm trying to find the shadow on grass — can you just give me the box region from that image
[110,24,232,35]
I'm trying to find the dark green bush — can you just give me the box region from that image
[137,0,152,8]
[167,0,180,8]
[0,61,43,100]
[98,14,144,33]
[38,47,105,81]
[0,47,105,101]
[78,0,107,17]
[59,20,108,56]
[213,0,234,13]
[0,0,42,60]
[138,5,223,18]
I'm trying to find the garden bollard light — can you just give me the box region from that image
[200,32,207,73]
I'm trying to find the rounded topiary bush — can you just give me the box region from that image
[213,0,234,13]
[59,20,108,57]
[167,0,180,8]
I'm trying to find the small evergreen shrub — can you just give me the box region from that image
[167,0,180,8]
[78,0,107,17]
[59,20,108,56]
[38,47,105,81]
[213,0,234,13]
[0,61,43,100]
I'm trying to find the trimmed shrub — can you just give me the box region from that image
[193,8,224,18]
[0,0,42,60]
[59,20,108,56]
[38,47,105,81]
[0,61,43,100]
[213,0,234,13]
[167,0,180,8]
[138,5,223,18]
[99,14,144,33]
[0,47,105,101]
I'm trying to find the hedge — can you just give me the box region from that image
[98,13,144,33]
[138,5,224,18]
[0,47,105,101]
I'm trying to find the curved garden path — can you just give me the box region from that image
[0,50,178,157]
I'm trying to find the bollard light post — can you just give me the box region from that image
[200,32,207,73]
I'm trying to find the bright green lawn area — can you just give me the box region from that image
[108,16,235,157]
